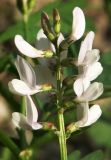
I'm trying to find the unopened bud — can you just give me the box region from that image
[60,37,74,51]
[27,0,36,12]
[41,12,55,41]
[53,8,61,34]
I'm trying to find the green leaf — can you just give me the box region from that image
[68,150,81,160]
[88,120,111,149]
[0,130,20,157]
[81,150,104,160]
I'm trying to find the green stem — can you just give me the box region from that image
[56,44,67,160]
[20,97,27,149]
[22,0,29,40]
[58,110,67,160]
[0,130,20,157]
[23,13,29,40]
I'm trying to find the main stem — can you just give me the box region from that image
[56,44,67,160]
[23,13,28,41]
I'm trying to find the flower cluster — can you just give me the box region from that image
[8,6,103,137]
[73,32,103,128]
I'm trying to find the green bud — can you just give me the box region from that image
[27,0,36,13]
[48,33,55,41]
[53,8,61,34]
[44,50,54,58]
[60,37,74,51]
[41,12,55,42]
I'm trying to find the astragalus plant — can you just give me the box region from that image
[8,6,103,160]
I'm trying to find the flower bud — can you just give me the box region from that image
[53,8,61,34]
[60,37,73,51]
[41,12,55,41]
[27,0,36,13]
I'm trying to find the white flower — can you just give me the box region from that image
[12,95,42,130]
[15,35,44,58]
[8,56,42,96]
[75,102,102,128]
[77,32,103,78]
[75,82,103,102]
[71,7,85,41]
[15,29,67,60]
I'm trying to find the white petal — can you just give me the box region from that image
[36,29,55,52]
[16,55,36,87]
[78,31,95,65]
[57,33,65,46]
[76,102,89,127]
[83,49,100,65]
[79,82,103,101]
[15,35,44,57]
[12,112,31,130]
[25,95,38,123]
[8,79,41,96]
[31,122,42,130]
[85,62,103,81]
[83,105,102,127]
[72,7,85,41]
[74,77,90,97]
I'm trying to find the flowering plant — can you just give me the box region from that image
[7,5,104,160]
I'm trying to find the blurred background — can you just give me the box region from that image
[0,0,111,159]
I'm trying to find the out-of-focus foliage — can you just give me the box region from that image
[0,0,94,43]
